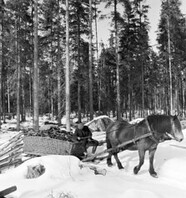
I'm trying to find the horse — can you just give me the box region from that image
[106,114,184,178]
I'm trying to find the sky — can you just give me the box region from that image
[97,0,186,51]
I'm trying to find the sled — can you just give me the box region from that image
[23,132,152,161]
[23,136,87,157]
[0,186,17,198]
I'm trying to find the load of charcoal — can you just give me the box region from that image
[25,126,74,142]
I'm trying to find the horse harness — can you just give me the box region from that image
[144,118,172,144]
[132,119,168,144]
[144,118,160,144]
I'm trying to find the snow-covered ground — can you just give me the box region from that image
[1,119,186,198]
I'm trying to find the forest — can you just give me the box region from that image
[0,0,186,131]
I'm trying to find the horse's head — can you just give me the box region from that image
[169,115,184,142]
[147,114,184,143]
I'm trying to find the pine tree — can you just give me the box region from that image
[157,0,186,114]
[119,0,150,118]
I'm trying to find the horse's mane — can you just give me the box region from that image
[147,114,173,133]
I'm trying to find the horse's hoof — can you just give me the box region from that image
[116,161,124,169]
[107,163,113,167]
[133,167,138,175]
[150,173,158,178]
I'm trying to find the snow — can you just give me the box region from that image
[1,120,186,198]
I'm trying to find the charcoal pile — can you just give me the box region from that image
[24,126,74,142]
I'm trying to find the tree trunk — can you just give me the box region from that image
[7,79,10,113]
[94,0,99,66]
[0,0,4,127]
[89,0,93,120]
[33,0,39,132]
[50,18,54,119]
[128,73,132,121]
[29,64,32,117]
[114,0,121,120]
[95,0,100,116]
[21,75,26,121]
[57,0,61,125]
[16,17,21,131]
[29,1,34,118]
[167,0,173,115]
[182,74,185,117]
[141,60,145,117]
[77,0,81,123]
[65,0,71,132]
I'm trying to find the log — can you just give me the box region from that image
[82,133,152,162]
[0,186,17,197]
[0,151,23,166]
[0,158,22,170]
[0,132,23,150]
[0,132,24,172]
[0,144,23,160]
[80,163,107,176]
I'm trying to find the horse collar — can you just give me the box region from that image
[145,118,160,144]
[145,118,151,132]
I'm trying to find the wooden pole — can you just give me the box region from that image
[82,133,152,162]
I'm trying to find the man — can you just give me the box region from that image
[73,123,99,155]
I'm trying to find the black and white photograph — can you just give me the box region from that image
[1,0,186,198]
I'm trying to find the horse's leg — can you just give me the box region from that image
[106,138,113,167]
[107,152,113,167]
[149,147,158,178]
[113,152,124,169]
[133,148,145,175]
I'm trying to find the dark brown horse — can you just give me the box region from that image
[106,115,184,177]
